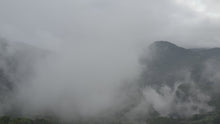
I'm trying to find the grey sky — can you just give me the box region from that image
[0,0,219,49]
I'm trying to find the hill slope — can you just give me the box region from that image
[138,41,220,117]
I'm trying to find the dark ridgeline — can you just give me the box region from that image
[0,39,46,116]
[0,39,45,91]
[140,41,220,88]
[140,41,220,112]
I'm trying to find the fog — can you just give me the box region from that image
[13,40,140,120]
[0,0,220,122]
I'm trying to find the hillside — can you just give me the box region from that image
[137,41,220,118]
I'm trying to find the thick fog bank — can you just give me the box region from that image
[0,40,219,122]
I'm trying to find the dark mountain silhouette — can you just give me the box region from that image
[140,41,220,87]
[0,39,45,97]
[139,41,220,114]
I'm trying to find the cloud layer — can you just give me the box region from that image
[0,0,220,48]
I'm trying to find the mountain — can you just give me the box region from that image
[140,41,220,87]
[139,41,220,117]
[0,38,46,99]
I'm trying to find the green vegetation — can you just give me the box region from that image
[0,111,220,124]
[0,116,57,124]
[146,111,220,124]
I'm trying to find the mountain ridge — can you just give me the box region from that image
[138,41,220,117]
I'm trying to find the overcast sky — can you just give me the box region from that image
[0,0,220,49]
